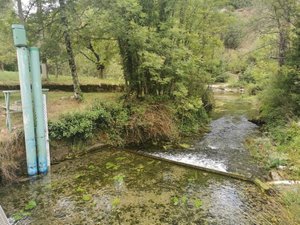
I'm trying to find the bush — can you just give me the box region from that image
[223,23,243,49]
[126,104,179,145]
[175,97,210,134]
[214,73,230,83]
[228,0,252,9]
[260,67,300,122]
[49,102,128,143]
[48,97,210,146]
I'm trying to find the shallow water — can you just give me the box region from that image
[0,150,289,225]
[0,94,291,224]
[140,94,264,178]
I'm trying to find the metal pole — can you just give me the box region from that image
[4,92,12,132]
[43,94,51,170]
[30,47,48,174]
[12,24,37,176]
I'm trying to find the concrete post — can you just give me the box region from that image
[12,24,37,176]
[30,47,48,174]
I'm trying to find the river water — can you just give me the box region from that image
[139,94,264,178]
[0,94,293,225]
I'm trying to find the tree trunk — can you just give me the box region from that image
[55,61,59,78]
[278,28,288,67]
[41,63,48,80]
[0,62,4,71]
[37,0,50,81]
[96,63,105,79]
[86,41,105,79]
[58,0,82,100]
[16,0,25,23]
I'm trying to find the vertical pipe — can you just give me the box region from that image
[30,47,48,174]
[16,47,38,176]
[12,24,37,176]
[43,94,51,170]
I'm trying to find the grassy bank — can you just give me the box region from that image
[0,91,122,131]
[247,122,300,181]
[0,93,210,184]
[0,71,124,86]
[246,107,300,224]
[0,91,123,183]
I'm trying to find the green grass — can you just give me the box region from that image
[282,188,300,224]
[0,71,124,86]
[0,91,123,131]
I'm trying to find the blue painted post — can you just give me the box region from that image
[12,24,37,176]
[30,47,48,174]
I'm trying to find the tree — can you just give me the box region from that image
[93,0,228,100]
[253,1,300,121]
[253,0,298,66]
[58,0,82,100]
[0,0,16,70]
[16,0,25,23]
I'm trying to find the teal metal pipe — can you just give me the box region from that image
[12,24,37,176]
[30,47,48,174]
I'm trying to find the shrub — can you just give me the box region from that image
[49,102,128,143]
[214,73,230,83]
[228,0,252,9]
[223,23,243,49]
[0,130,25,183]
[48,98,210,146]
[260,67,300,122]
[175,97,209,134]
[126,104,179,145]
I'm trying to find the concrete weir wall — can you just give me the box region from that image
[0,84,125,92]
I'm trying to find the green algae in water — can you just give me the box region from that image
[82,194,92,201]
[11,200,37,222]
[0,150,294,225]
[24,200,37,210]
[12,210,31,222]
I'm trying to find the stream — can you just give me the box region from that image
[0,94,292,225]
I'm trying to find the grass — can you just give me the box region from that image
[0,70,124,131]
[0,71,124,86]
[0,91,122,132]
[282,187,300,224]
[0,90,122,182]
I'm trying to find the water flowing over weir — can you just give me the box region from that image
[134,93,266,180]
[136,115,265,179]
[0,94,294,225]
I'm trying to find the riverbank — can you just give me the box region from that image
[246,123,300,224]
[0,92,122,183]
[0,93,210,184]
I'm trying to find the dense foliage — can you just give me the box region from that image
[48,98,210,146]
[1,0,299,176]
